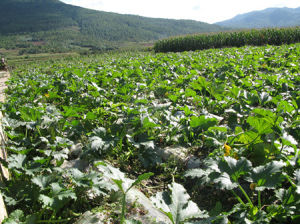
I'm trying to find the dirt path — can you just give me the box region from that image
[0,70,9,223]
[0,71,10,102]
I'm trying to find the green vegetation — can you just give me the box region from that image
[1,43,300,223]
[154,27,300,52]
[0,0,224,56]
[216,7,300,28]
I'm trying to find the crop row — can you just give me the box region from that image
[154,27,300,52]
[1,44,300,223]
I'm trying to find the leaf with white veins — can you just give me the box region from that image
[151,182,208,224]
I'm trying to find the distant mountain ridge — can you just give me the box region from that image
[0,0,223,42]
[216,7,300,28]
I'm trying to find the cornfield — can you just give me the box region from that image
[154,27,300,52]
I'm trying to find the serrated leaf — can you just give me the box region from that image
[90,136,112,153]
[209,172,238,190]
[151,182,208,224]
[68,168,85,179]
[97,164,133,192]
[32,175,54,190]
[67,168,99,188]
[3,209,25,224]
[39,194,54,207]
[218,157,252,182]
[50,183,64,195]
[55,190,76,201]
[185,169,212,183]
[247,116,273,134]
[52,148,69,160]
[7,154,26,170]
[186,158,251,190]
[275,188,298,205]
[247,161,285,191]
[90,136,105,150]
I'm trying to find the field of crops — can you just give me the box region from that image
[1,43,300,223]
[154,27,300,53]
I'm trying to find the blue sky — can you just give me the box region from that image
[61,0,300,23]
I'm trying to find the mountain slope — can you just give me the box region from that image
[216,7,300,28]
[0,0,224,42]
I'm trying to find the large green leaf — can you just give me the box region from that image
[186,157,252,190]
[32,175,55,190]
[96,163,133,192]
[89,136,112,153]
[218,157,252,182]
[190,115,218,130]
[7,154,26,170]
[247,161,286,191]
[151,182,208,224]
[247,116,273,135]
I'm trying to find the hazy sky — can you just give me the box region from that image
[61,0,300,23]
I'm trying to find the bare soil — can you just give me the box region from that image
[0,71,9,103]
[0,70,9,222]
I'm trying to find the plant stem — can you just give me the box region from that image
[285,174,296,188]
[120,194,126,224]
[238,184,254,207]
[38,207,47,220]
[231,190,245,206]
[258,191,261,209]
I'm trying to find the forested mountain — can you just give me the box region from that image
[216,7,300,28]
[0,0,224,52]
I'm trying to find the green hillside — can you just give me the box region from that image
[0,0,225,54]
[216,7,300,28]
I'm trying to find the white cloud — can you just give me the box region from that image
[61,0,300,23]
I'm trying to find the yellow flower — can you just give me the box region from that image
[250,183,257,191]
[224,144,231,156]
[45,93,50,98]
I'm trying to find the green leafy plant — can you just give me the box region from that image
[151,182,208,224]
[1,42,300,223]
[112,172,154,223]
[185,157,299,222]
